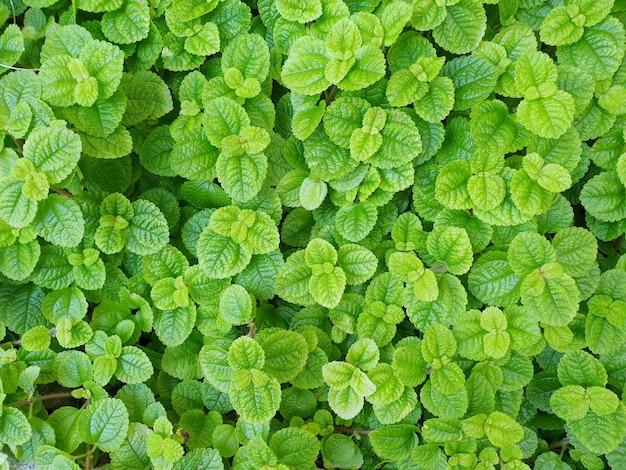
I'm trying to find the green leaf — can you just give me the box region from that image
[507,232,556,277]
[0,408,32,446]
[33,195,84,248]
[483,411,524,448]
[567,405,626,454]
[121,72,173,127]
[335,202,378,243]
[219,284,254,326]
[551,227,597,278]
[229,369,281,424]
[422,323,457,363]
[328,385,365,419]
[550,385,589,421]
[203,97,250,147]
[557,17,626,82]
[337,244,377,285]
[198,229,252,279]
[0,239,40,281]
[580,171,626,223]
[126,200,169,255]
[270,427,320,467]
[324,96,370,148]
[421,418,463,444]
[275,250,315,306]
[102,0,151,44]
[276,0,322,23]
[78,397,129,452]
[24,121,82,185]
[517,91,575,139]
[540,6,584,46]
[260,330,308,383]
[228,336,265,370]
[0,25,24,75]
[347,338,380,370]
[443,55,499,111]
[115,346,153,384]
[309,266,346,309]
[369,425,419,462]
[427,226,473,275]
[557,350,607,387]
[522,267,580,326]
[154,304,196,347]
[281,37,330,95]
[435,161,472,210]
[321,433,363,469]
[414,76,455,123]
[216,152,267,203]
[432,0,487,54]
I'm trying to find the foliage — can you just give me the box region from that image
[0,0,625,468]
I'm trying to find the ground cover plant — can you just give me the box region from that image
[0,0,626,468]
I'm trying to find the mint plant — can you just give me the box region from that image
[0,0,626,468]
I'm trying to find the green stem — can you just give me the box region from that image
[325,85,338,106]
[334,425,371,435]
[9,391,73,407]
[51,187,74,198]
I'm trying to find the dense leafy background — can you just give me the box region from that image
[0,0,626,468]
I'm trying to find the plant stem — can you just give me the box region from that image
[9,391,73,407]
[325,85,338,105]
[51,187,74,198]
[334,425,371,435]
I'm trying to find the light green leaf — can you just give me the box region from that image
[115,346,153,384]
[552,227,597,278]
[276,0,322,23]
[337,244,377,285]
[309,266,346,309]
[335,202,378,243]
[24,121,82,185]
[229,369,281,424]
[78,397,129,452]
[0,408,32,446]
[216,152,267,203]
[328,386,364,420]
[369,425,419,462]
[432,0,486,54]
[270,427,320,467]
[540,6,584,46]
[228,336,265,370]
[517,90,575,139]
[550,384,589,421]
[203,97,250,147]
[483,411,524,448]
[275,250,315,306]
[580,171,626,223]
[260,329,308,383]
[198,229,252,279]
[281,36,330,95]
[102,0,150,44]
[507,232,556,277]
[33,195,84,248]
[0,25,24,75]
[427,226,473,275]
[557,350,607,387]
[126,199,169,255]
[0,239,40,281]
[557,17,626,82]
[219,284,254,326]
[414,76,455,123]
[154,304,196,347]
